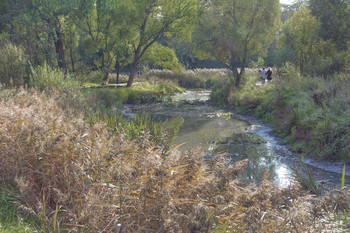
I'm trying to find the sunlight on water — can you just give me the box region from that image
[123,91,348,188]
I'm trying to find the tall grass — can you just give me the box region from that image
[0,43,26,87]
[85,113,184,154]
[290,156,321,195]
[0,189,40,232]
[1,87,349,231]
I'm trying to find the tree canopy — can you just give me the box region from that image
[1,0,350,87]
[193,0,281,86]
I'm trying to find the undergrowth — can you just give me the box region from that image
[0,87,349,232]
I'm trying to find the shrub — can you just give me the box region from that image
[84,70,105,84]
[0,43,26,86]
[30,63,80,93]
[279,62,301,83]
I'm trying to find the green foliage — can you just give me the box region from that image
[290,156,321,195]
[310,0,350,50]
[83,80,185,114]
[30,63,80,94]
[0,43,26,87]
[194,0,281,86]
[146,69,230,89]
[277,8,320,72]
[210,65,350,162]
[124,0,199,86]
[143,42,184,72]
[0,189,40,232]
[85,113,184,154]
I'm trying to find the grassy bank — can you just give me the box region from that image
[82,78,185,114]
[211,65,350,162]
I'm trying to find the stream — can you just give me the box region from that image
[123,90,349,190]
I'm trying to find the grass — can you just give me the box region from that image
[0,189,40,232]
[82,79,185,114]
[289,156,321,195]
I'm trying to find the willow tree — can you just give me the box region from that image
[194,0,280,87]
[1,0,78,72]
[126,0,198,87]
[277,8,320,73]
[76,0,132,83]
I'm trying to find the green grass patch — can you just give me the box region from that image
[0,190,40,232]
[83,80,185,115]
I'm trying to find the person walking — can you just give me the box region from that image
[259,67,267,84]
[266,68,272,84]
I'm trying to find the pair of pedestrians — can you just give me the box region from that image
[259,67,272,84]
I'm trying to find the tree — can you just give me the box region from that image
[1,0,79,73]
[76,0,132,83]
[34,0,80,74]
[194,0,281,87]
[125,0,198,87]
[277,8,320,72]
[310,0,350,50]
[309,0,350,73]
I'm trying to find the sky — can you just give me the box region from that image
[280,0,294,4]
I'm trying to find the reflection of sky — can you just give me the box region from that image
[124,91,349,189]
[275,165,292,187]
[280,0,294,4]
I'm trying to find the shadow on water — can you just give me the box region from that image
[123,90,349,189]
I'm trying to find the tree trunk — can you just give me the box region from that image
[127,63,137,87]
[70,47,75,73]
[116,62,120,84]
[230,53,241,87]
[235,70,242,87]
[103,70,109,84]
[54,29,67,74]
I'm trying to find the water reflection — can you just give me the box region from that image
[123,91,348,188]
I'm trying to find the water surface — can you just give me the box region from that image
[123,91,348,189]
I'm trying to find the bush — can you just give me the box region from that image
[85,70,105,84]
[30,63,80,95]
[0,43,26,86]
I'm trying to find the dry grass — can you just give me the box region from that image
[0,87,349,232]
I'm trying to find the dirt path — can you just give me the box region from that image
[81,82,142,89]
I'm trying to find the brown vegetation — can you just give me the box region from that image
[0,88,349,232]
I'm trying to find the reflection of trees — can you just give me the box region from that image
[217,144,278,185]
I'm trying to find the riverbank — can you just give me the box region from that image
[121,89,348,190]
[235,112,350,178]
[211,67,350,164]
